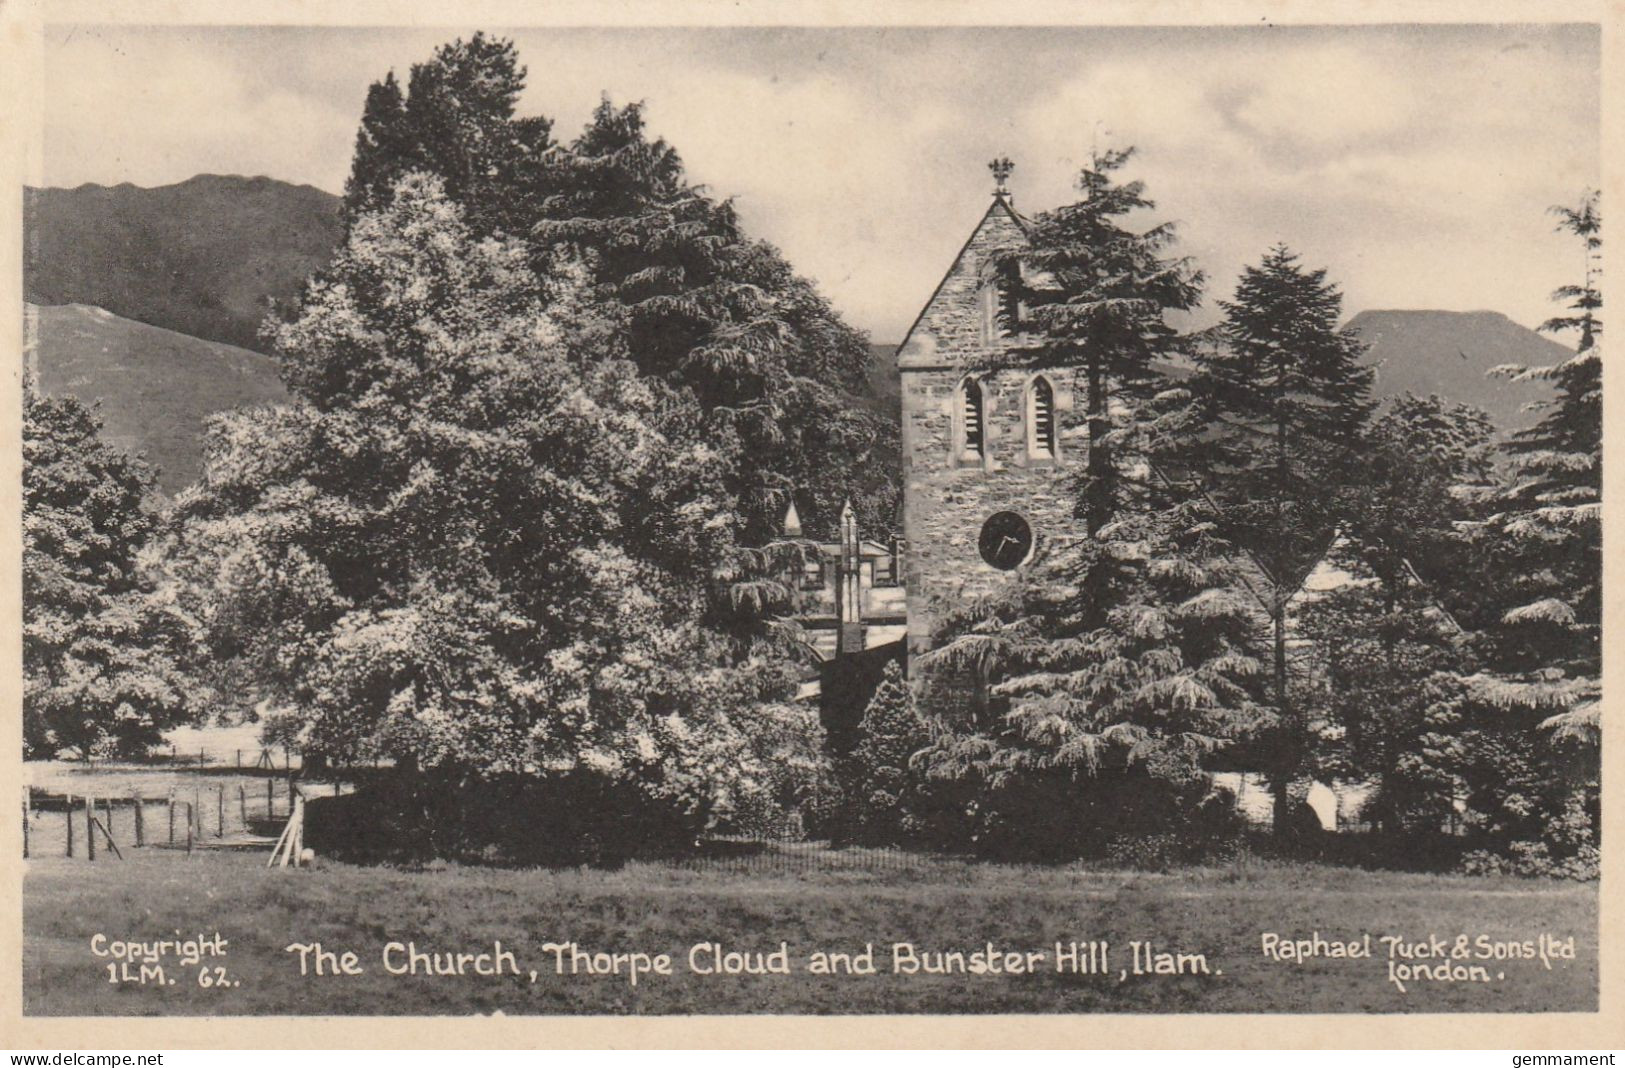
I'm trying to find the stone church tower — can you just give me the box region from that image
[899,160,1084,655]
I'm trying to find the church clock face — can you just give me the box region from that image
[978,511,1034,571]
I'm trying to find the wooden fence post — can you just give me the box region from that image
[236,749,242,768]
[167,788,175,846]
[267,778,274,819]
[66,796,75,857]
[85,797,96,862]
[102,798,114,839]
[91,814,123,860]
[239,785,247,828]
[22,798,29,859]
[217,785,225,838]
[286,794,305,868]
[193,787,201,835]
[283,745,291,771]
[134,797,144,847]
[185,806,193,856]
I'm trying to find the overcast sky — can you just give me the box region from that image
[39,23,1599,341]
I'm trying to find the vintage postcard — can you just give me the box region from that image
[1,0,1620,1050]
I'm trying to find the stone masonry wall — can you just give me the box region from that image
[899,197,1088,654]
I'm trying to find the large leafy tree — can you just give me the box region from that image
[1177,246,1375,830]
[23,389,189,758]
[916,155,1240,857]
[166,177,786,818]
[989,147,1204,532]
[336,40,898,543]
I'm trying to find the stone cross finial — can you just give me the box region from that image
[989,157,1014,195]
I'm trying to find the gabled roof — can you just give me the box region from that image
[896,193,1030,362]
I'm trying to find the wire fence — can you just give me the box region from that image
[21,753,1467,873]
[20,775,356,862]
[63,745,304,772]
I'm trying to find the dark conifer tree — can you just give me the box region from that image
[342,71,410,221]
[338,34,553,237]
[1452,193,1602,864]
[1181,246,1374,832]
[989,147,1204,533]
[1479,191,1602,698]
[534,100,788,403]
[835,660,930,845]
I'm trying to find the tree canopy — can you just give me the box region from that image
[167,178,794,818]
[1171,245,1375,828]
[989,147,1204,531]
[334,38,898,543]
[23,388,188,758]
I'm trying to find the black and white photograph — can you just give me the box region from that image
[3,1,1616,1046]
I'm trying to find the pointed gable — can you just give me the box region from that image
[896,195,1028,371]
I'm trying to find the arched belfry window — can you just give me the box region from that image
[979,263,1022,347]
[960,377,985,459]
[1029,376,1056,458]
[979,281,1000,347]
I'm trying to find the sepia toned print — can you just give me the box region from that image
[7,11,1611,1035]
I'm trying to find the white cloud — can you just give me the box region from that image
[1017,32,1597,331]
[36,25,1599,339]
[638,71,965,335]
[44,30,358,191]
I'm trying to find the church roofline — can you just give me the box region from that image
[810,539,895,558]
[895,193,1030,367]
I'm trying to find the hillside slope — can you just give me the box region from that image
[25,174,342,353]
[25,303,291,494]
[1346,309,1565,431]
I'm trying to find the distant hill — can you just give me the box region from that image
[1345,310,1565,431]
[25,174,342,353]
[26,173,1560,482]
[25,303,290,494]
[873,311,1565,434]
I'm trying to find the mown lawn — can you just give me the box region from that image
[23,844,1596,1016]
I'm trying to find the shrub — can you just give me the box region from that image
[1105,833,1188,872]
[958,764,1248,864]
[303,768,706,868]
[1461,842,1599,881]
[832,662,935,846]
[711,701,837,841]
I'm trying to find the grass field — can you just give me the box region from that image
[23,842,1596,1016]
